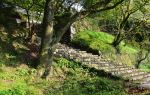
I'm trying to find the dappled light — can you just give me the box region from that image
[0,0,150,95]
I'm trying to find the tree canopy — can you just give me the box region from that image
[0,0,128,78]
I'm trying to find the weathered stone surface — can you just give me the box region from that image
[54,43,150,89]
[140,83,150,89]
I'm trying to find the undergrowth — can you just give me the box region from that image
[0,58,128,95]
[49,58,127,95]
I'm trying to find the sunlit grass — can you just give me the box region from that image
[72,30,139,66]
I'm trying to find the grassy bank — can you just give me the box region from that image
[0,58,128,95]
[72,30,140,66]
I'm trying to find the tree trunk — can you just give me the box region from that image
[26,10,32,40]
[135,61,140,69]
[60,26,71,45]
[38,1,76,79]
[112,31,123,53]
[38,0,54,79]
[135,49,150,69]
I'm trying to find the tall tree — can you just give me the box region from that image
[98,0,150,53]
[39,0,125,78]
[134,21,150,68]
[38,0,54,78]
[1,0,125,78]
[112,0,150,53]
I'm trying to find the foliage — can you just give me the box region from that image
[49,58,127,95]
[1,0,126,78]
[97,0,150,52]
[55,58,80,69]
[49,77,127,95]
[72,30,138,54]
[73,17,100,32]
[0,82,36,95]
[72,30,140,66]
[0,58,128,95]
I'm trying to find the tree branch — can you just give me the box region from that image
[89,0,125,14]
[138,50,150,63]
[73,0,125,19]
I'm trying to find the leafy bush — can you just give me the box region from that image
[55,58,80,69]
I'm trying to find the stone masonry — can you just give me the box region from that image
[54,43,150,89]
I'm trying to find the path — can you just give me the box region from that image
[54,43,150,89]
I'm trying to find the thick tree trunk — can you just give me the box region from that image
[38,0,54,79]
[37,0,85,79]
[112,31,123,53]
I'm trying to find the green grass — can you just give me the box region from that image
[72,30,139,66]
[140,61,150,72]
[72,30,138,54]
[49,58,127,95]
[72,30,115,53]
[86,30,114,43]
[0,58,128,95]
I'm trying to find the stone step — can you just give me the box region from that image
[96,59,109,62]
[111,69,137,75]
[113,66,130,70]
[81,53,92,59]
[68,50,77,53]
[55,44,150,85]
[82,61,109,65]
[139,77,150,84]
[130,73,150,81]
[89,56,100,60]
[77,51,87,53]
[107,67,131,72]
[117,68,139,75]
[98,66,125,71]
[97,65,124,69]
[91,55,99,57]
[82,58,93,62]
[98,65,119,69]
[134,76,150,84]
[140,83,150,89]
[82,61,113,67]
[70,54,85,58]
[96,59,108,61]
[94,61,106,64]
[122,71,145,78]
[98,62,112,66]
